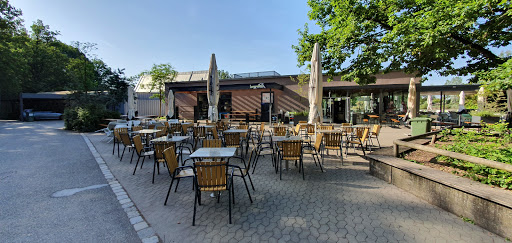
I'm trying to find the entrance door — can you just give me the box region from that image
[332,100,347,123]
[260,92,274,122]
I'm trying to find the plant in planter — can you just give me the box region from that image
[290,110,309,123]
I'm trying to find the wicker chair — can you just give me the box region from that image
[224,132,242,156]
[279,140,304,180]
[169,123,183,136]
[228,147,257,203]
[193,126,208,150]
[346,128,370,156]
[132,135,155,175]
[113,127,128,156]
[163,147,194,205]
[318,125,333,131]
[303,133,324,172]
[132,126,143,132]
[323,132,344,165]
[203,139,222,148]
[152,141,175,183]
[273,126,287,136]
[192,161,234,226]
[369,124,382,148]
[119,132,134,162]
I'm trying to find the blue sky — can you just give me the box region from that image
[9,0,507,85]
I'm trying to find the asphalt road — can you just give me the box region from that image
[0,120,140,242]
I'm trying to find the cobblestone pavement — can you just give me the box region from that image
[87,127,505,243]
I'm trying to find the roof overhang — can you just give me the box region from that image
[168,82,283,92]
[418,84,481,95]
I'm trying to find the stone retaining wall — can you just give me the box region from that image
[367,154,512,239]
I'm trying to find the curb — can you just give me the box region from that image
[81,134,160,243]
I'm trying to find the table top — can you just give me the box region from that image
[104,118,119,122]
[150,136,190,143]
[134,129,160,134]
[367,115,379,118]
[198,125,214,128]
[223,129,248,133]
[398,115,406,118]
[350,125,371,128]
[189,147,237,158]
[272,136,303,142]
[316,130,342,133]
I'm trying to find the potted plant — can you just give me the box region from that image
[290,110,309,124]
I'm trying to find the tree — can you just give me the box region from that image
[293,0,511,85]
[137,63,177,117]
[67,41,97,93]
[218,69,231,79]
[0,0,26,99]
[444,77,465,85]
[479,58,512,112]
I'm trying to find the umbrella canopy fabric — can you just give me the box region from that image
[405,78,417,120]
[507,89,512,113]
[477,87,486,111]
[207,54,220,122]
[458,91,465,112]
[167,90,175,118]
[127,86,136,120]
[308,43,323,124]
[427,95,433,112]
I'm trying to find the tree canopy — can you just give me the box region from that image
[293,0,511,85]
[137,63,177,117]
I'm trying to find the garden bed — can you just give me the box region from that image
[402,123,512,190]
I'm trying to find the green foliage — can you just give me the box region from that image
[444,77,466,85]
[137,63,177,117]
[64,103,119,132]
[436,123,512,189]
[290,110,309,117]
[479,58,512,92]
[461,216,475,225]
[293,0,511,84]
[0,0,25,97]
[290,72,309,101]
[218,69,231,79]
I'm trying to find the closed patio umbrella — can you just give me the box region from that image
[477,87,486,111]
[405,78,417,120]
[427,95,433,112]
[507,89,512,113]
[458,91,465,112]
[207,54,220,122]
[127,86,136,120]
[167,90,174,118]
[308,43,323,124]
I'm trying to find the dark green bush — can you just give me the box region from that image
[64,103,120,132]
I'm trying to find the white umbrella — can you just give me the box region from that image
[207,53,220,122]
[507,89,512,113]
[167,90,174,118]
[477,86,486,111]
[127,86,136,120]
[427,95,433,112]
[308,43,323,124]
[458,91,465,112]
[405,78,417,120]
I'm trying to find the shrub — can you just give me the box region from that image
[64,103,120,132]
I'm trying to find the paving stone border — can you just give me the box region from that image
[81,134,160,243]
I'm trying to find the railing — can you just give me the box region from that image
[393,128,512,173]
[232,71,280,79]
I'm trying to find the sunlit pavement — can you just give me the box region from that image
[0,120,139,243]
[84,124,505,243]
